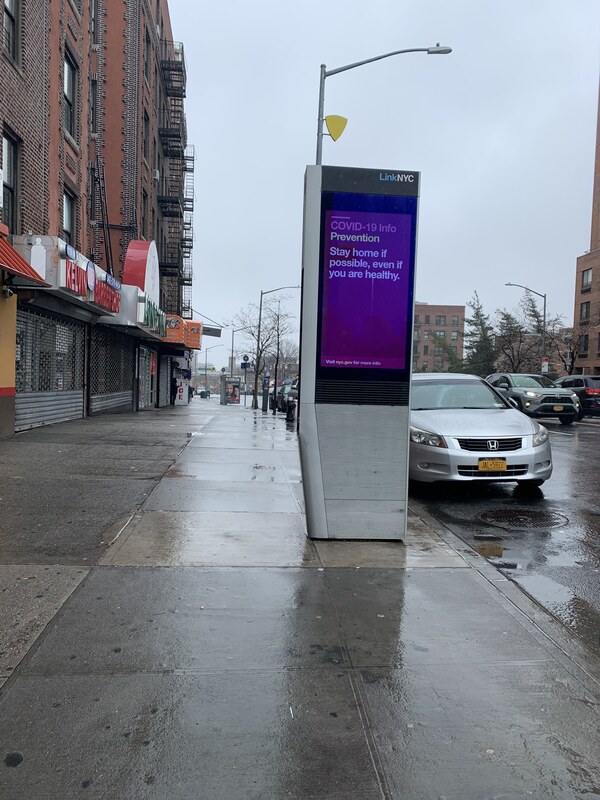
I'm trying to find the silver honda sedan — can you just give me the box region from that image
[409,373,552,486]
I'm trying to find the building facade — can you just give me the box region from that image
[413,303,465,372]
[0,0,197,435]
[573,86,600,375]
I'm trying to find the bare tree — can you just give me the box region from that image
[229,299,294,409]
[546,323,588,376]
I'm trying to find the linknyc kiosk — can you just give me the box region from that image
[299,166,419,541]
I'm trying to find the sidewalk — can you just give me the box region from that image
[1,398,599,799]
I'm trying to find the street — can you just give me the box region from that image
[410,417,600,656]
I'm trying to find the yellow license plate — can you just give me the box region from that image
[553,405,564,411]
[478,459,507,471]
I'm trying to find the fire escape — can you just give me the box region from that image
[157,41,195,318]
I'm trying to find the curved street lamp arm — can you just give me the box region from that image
[325,47,429,77]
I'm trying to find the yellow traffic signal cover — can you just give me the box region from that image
[325,115,347,142]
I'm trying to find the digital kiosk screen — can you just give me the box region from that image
[317,191,417,380]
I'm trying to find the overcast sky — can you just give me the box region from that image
[168,0,599,365]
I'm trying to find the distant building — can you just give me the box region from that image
[413,303,465,372]
[573,86,600,375]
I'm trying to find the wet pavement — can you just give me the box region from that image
[1,400,600,798]
[411,418,600,656]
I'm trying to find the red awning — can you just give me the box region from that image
[0,237,50,286]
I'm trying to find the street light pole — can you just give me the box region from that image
[252,285,300,410]
[505,282,547,370]
[316,44,452,164]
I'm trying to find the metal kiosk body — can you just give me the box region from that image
[299,165,419,541]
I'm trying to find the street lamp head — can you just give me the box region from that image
[427,44,452,55]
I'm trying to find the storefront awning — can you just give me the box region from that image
[0,237,50,286]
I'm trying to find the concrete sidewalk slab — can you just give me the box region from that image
[1,400,600,799]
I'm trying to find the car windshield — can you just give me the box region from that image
[412,379,507,410]
[511,375,556,388]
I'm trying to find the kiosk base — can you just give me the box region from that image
[299,402,408,541]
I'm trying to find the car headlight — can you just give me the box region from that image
[410,426,448,448]
[525,391,542,398]
[532,426,549,447]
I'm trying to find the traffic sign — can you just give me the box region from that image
[240,362,249,369]
[221,367,226,373]
[243,354,250,362]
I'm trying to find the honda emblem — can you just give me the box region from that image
[487,440,499,451]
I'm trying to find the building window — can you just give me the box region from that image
[434,330,446,338]
[91,0,99,43]
[63,51,78,138]
[4,0,21,61]
[450,346,457,355]
[451,315,459,326]
[63,189,76,245]
[141,189,148,238]
[2,131,19,231]
[435,315,446,326]
[434,360,443,370]
[3,0,17,61]
[423,345,429,355]
[144,29,151,83]
[142,110,149,161]
[90,79,98,133]
[580,301,591,322]
[414,330,420,341]
[580,334,589,354]
[582,268,592,292]
[424,315,430,324]
[414,314,419,325]
[423,330,430,340]
[422,362,428,371]
[451,330,459,340]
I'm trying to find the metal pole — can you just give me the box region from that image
[316,64,326,165]
[204,349,207,392]
[542,293,547,369]
[253,291,263,410]
[230,329,235,378]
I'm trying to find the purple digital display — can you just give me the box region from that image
[320,208,414,370]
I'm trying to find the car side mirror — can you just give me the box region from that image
[497,383,509,390]
[507,398,519,409]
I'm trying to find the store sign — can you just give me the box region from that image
[137,295,166,337]
[165,315,185,344]
[122,240,160,306]
[61,257,121,313]
[184,321,202,349]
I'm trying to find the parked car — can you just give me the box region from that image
[409,373,552,486]
[554,375,600,419]
[485,373,580,425]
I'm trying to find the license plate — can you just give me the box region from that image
[478,458,507,472]
[553,405,564,411]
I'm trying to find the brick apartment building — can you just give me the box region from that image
[573,86,600,375]
[413,302,465,372]
[0,0,197,434]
